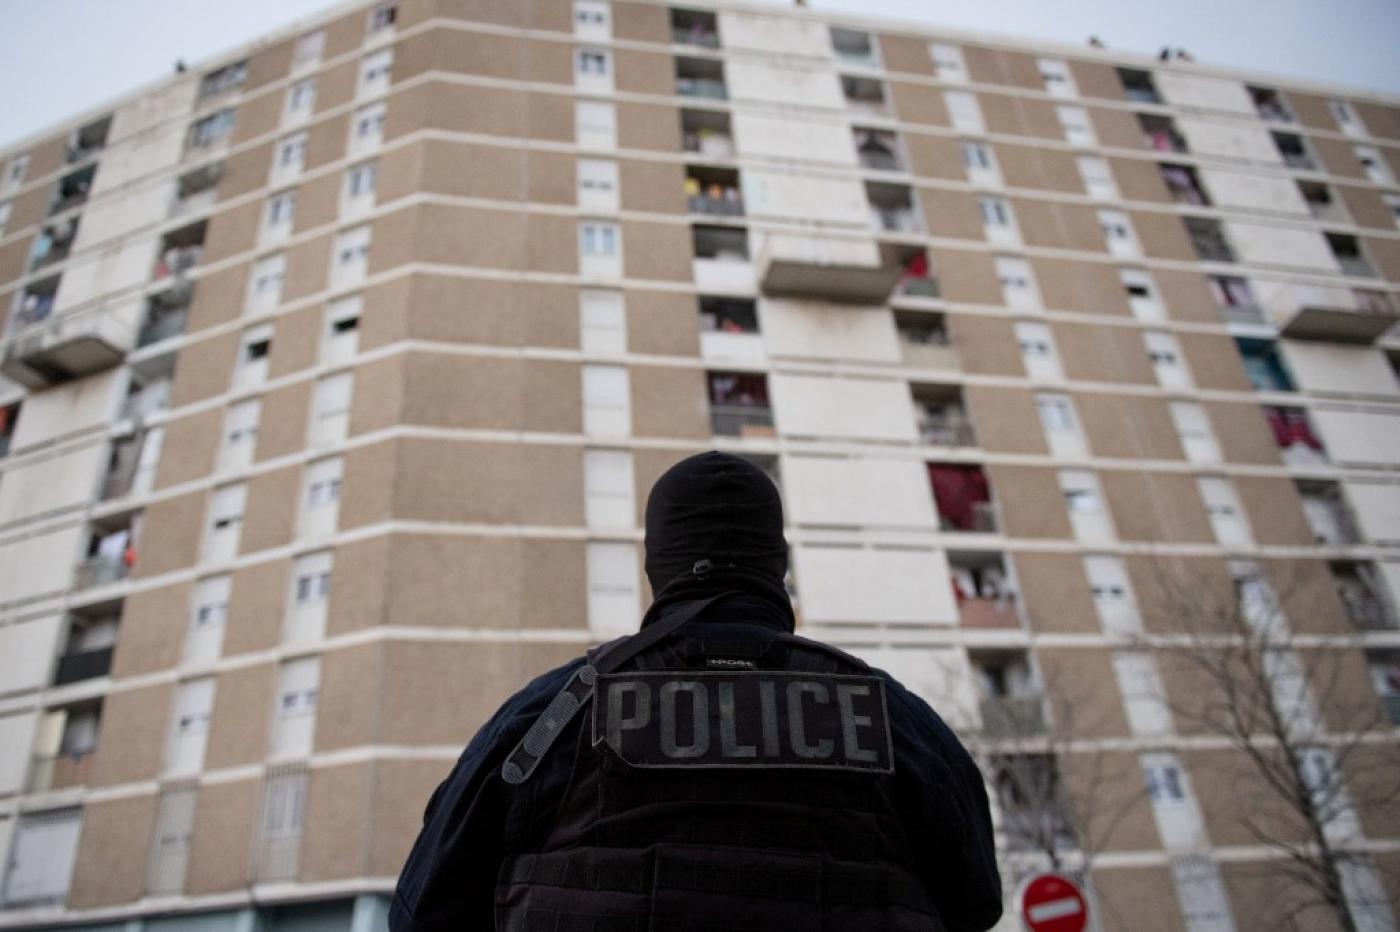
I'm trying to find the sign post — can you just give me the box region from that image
[1018,872,1089,932]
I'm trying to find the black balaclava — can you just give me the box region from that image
[642,451,793,629]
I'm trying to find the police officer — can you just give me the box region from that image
[391,452,1002,930]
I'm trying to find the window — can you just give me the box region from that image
[1037,58,1075,97]
[359,49,394,96]
[583,365,630,436]
[1143,753,1208,851]
[1170,855,1235,931]
[576,48,613,92]
[587,541,641,638]
[165,678,215,776]
[310,373,353,447]
[1085,555,1141,635]
[286,551,332,643]
[264,191,297,239]
[574,0,610,38]
[944,91,983,132]
[585,449,635,528]
[1113,655,1171,735]
[1354,145,1392,185]
[285,78,317,122]
[343,160,378,217]
[272,132,307,184]
[293,30,325,68]
[1144,331,1190,389]
[929,42,966,82]
[331,225,372,285]
[270,658,320,759]
[4,810,82,906]
[256,766,307,882]
[1035,393,1085,459]
[1060,469,1113,543]
[1098,209,1137,257]
[579,221,622,279]
[190,109,236,149]
[300,457,343,541]
[1015,321,1061,379]
[323,295,361,364]
[576,100,617,150]
[235,324,274,388]
[1198,476,1252,548]
[350,102,387,150]
[996,257,1041,311]
[580,289,627,354]
[1120,269,1163,321]
[1170,402,1220,464]
[1056,105,1094,146]
[368,1,397,32]
[205,484,247,562]
[577,158,620,212]
[248,254,286,311]
[977,196,1018,244]
[1329,98,1365,136]
[3,153,29,192]
[147,786,196,895]
[960,141,1000,185]
[220,399,261,473]
[185,575,231,664]
[1077,155,1115,199]
[199,61,248,100]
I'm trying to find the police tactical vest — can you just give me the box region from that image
[495,593,948,931]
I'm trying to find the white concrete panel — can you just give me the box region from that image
[106,78,198,145]
[717,10,833,56]
[760,299,900,362]
[1200,168,1308,215]
[0,616,62,697]
[1251,278,1360,325]
[1344,483,1400,545]
[1313,409,1400,467]
[771,374,917,442]
[741,170,868,225]
[733,111,856,165]
[72,183,173,252]
[1178,116,1281,163]
[0,443,106,524]
[784,456,935,527]
[10,370,123,451]
[0,525,85,604]
[795,546,956,624]
[848,645,978,728]
[1280,342,1400,397]
[53,237,159,311]
[93,125,187,196]
[1155,73,1254,114]
[726,60,843,109]
[0,712,39,793]
[1224,222,1335,271]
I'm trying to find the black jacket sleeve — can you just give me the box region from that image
[389,658,585,931]
[882,676,1003,931]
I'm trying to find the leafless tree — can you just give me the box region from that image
[1138,556,1400,932]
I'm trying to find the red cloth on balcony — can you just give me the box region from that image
[927,464,990,530]
[1264,406,1322,450]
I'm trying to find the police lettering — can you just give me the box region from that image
[594,671,894,773]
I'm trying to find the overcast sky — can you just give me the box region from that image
[2,0,1397,149]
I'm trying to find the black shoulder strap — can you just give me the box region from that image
[500,593,731,785]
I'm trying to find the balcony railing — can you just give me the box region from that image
[980,697,1047,738]
[858,151,903,172]
[138,309,189,347]
[958,596,1020,630]
[688,193,744,217]
[53,647,114,686]
[939,501,999,534]
[672,27,719,48]
[1307,504,1363,547]
[1219,303,1266,326]
[2,301,135,389]
[677,78,727,100]
[1342,595,1398,631]
[1383,694,1400,727]
[75,554,130,590]
[29,750,94,792]
[711,405,775,438]
[920,420,977,447]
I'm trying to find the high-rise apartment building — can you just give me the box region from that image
[0,0,1397,928]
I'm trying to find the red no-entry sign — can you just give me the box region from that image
[1018,872,1088,932]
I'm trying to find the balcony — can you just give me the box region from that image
[2,301,136,389]
[1280,290,1398,344]
[1326,233,1374,278]
[53,647,114,686]
[676,57,726,100]
[1250,86,1292,122]
[155,221,207,280]
[1160,163,1210,206]
[138,284,193,348]
[1366,651,1400,726]
[121,356,175,422]
[67,116,112,164]
[171,162,222,219]
[1333,562,1397,631]
[29,751,95,793]
[74,553,130,590]
[708,371,774,438]
[855,128,903,172]
[980,697,1048,738]
[681,108,733,159]
[867,182,921,234]
[885,244,940,299]
[951,552,1019,630]
[914,384,975,447]
[671,8,719,48]
[1298,481,1363,546]
[0,402,17,457]
[929,463,997,533]
[30,218,79,272]
[896,311,959,371]
[1139,114,1187,153]
[698,296,764,364]
[50,165,96,216]
[1118,68,1161,104]
[758,233,899,304]
[686,166,743,217]
[1273,132,1315,170]
[842,75,888,116]
[1185,216,1235,263]
[1299,181,1348,224]
[832,27,879,68]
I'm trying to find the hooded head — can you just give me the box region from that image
[643,451,788,597]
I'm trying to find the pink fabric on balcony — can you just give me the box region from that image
[927,463,990,530]
[1264,406,1322,451]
